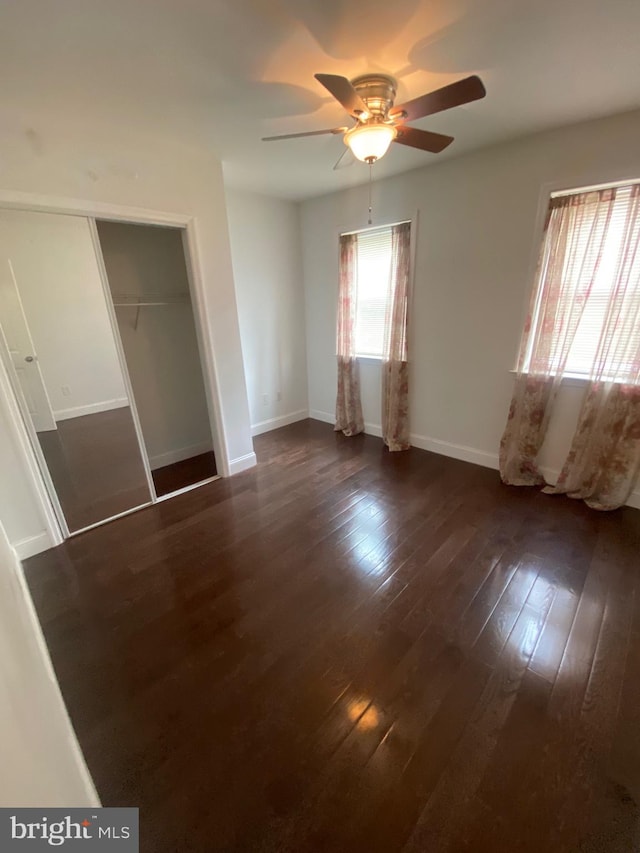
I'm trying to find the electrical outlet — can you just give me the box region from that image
[61,385,71,397]
[276,391,282,402]
[262,393,269,406]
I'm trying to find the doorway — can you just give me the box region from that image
[0,207,221,541]
[96,221,217,497]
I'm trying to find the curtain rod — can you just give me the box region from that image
[550,177,640,198]
[340,219,411,237]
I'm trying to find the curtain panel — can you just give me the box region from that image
[335,232,364,436]
[545,184,640,509]
[500,189,617,484]
[500,183,640,510]
[545,382,640,509]
[335,222,412,449]
[382,222,411,451]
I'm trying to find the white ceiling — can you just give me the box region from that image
[2,0,640,200]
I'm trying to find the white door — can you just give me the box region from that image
[0,258,57,432]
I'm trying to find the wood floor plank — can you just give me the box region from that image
[22,419,640,853]
[403,587,556,853]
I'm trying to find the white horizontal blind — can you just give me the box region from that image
[354,227,392,357]
[530,183,640,378]
[565,185,640,376]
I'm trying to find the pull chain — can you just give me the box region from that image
[367,161,373,225]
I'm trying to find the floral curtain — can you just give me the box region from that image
[500,183,640,510]
[500,189,618,485]
[335,233,364,436]
[382,222,411,451]
[546,383,640,509]
[544,185,640,509]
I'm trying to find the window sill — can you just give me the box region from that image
[509,369,589,387]
[357,355,383,364]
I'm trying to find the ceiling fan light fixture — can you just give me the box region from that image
[264,73,486,166]
[344,123,396,163]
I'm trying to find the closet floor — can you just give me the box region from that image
[36,406,151,531]
[24,419,640,852]
[152,451,217,496]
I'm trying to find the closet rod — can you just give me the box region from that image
[112,293,189,307]
[112,293,189,330]
[113,300,185,307]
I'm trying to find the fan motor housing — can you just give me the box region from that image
[350,74,397,118]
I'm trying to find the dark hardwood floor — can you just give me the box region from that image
[37,407,151,532]
[152,451,217,497]
[23,419,640,852]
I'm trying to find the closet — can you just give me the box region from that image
[0,209,218,539]
[97,221,216,497]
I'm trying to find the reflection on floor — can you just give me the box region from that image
[24,420,640,852]
[37,407,151,532]
[152,451,217,497]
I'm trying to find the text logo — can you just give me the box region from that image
[1,809,138,850]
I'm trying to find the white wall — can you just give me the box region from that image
[97,221,213,469]
[300,108,640,506]
[225,189,308,433]
[0,520,99,806]
[0,111,253,554]
[0,209,128,420]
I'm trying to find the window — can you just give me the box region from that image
[353,226,393,358]
[524,181,640,379]
[336,221,412,448]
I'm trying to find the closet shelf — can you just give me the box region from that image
[112,293,189,330]
[112,293,189,307]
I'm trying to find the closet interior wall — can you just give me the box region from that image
[96,221,217,497]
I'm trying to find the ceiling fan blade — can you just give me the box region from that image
[393,126,454,153]
[315,74,370,118]
[262,126,348,142]
[390,75,486,122]
[333,147,355,171]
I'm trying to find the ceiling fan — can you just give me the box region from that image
[262,73,486,167]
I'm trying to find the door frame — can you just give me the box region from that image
[0,190,230,550]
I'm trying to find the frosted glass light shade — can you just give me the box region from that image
[345,123,396,163]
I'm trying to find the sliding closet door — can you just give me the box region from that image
[0,210,152,533]
[96,221,216,497]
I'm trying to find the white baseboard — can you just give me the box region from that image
[149,441,213,471]
[251,409,309,436]
[13,531,53,560]
[626,490,640,510]
[310,411,500,469]
[228,451,257,476]
[310,411,386,437]
[364,421,383,438]
[307,415,640,510]
[309,409,334,424]
[410,432,500,471]
[539,465,561,487]
[54,397,128,422]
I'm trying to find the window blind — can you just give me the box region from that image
[354,227,392,357]
[531,183,640,378]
